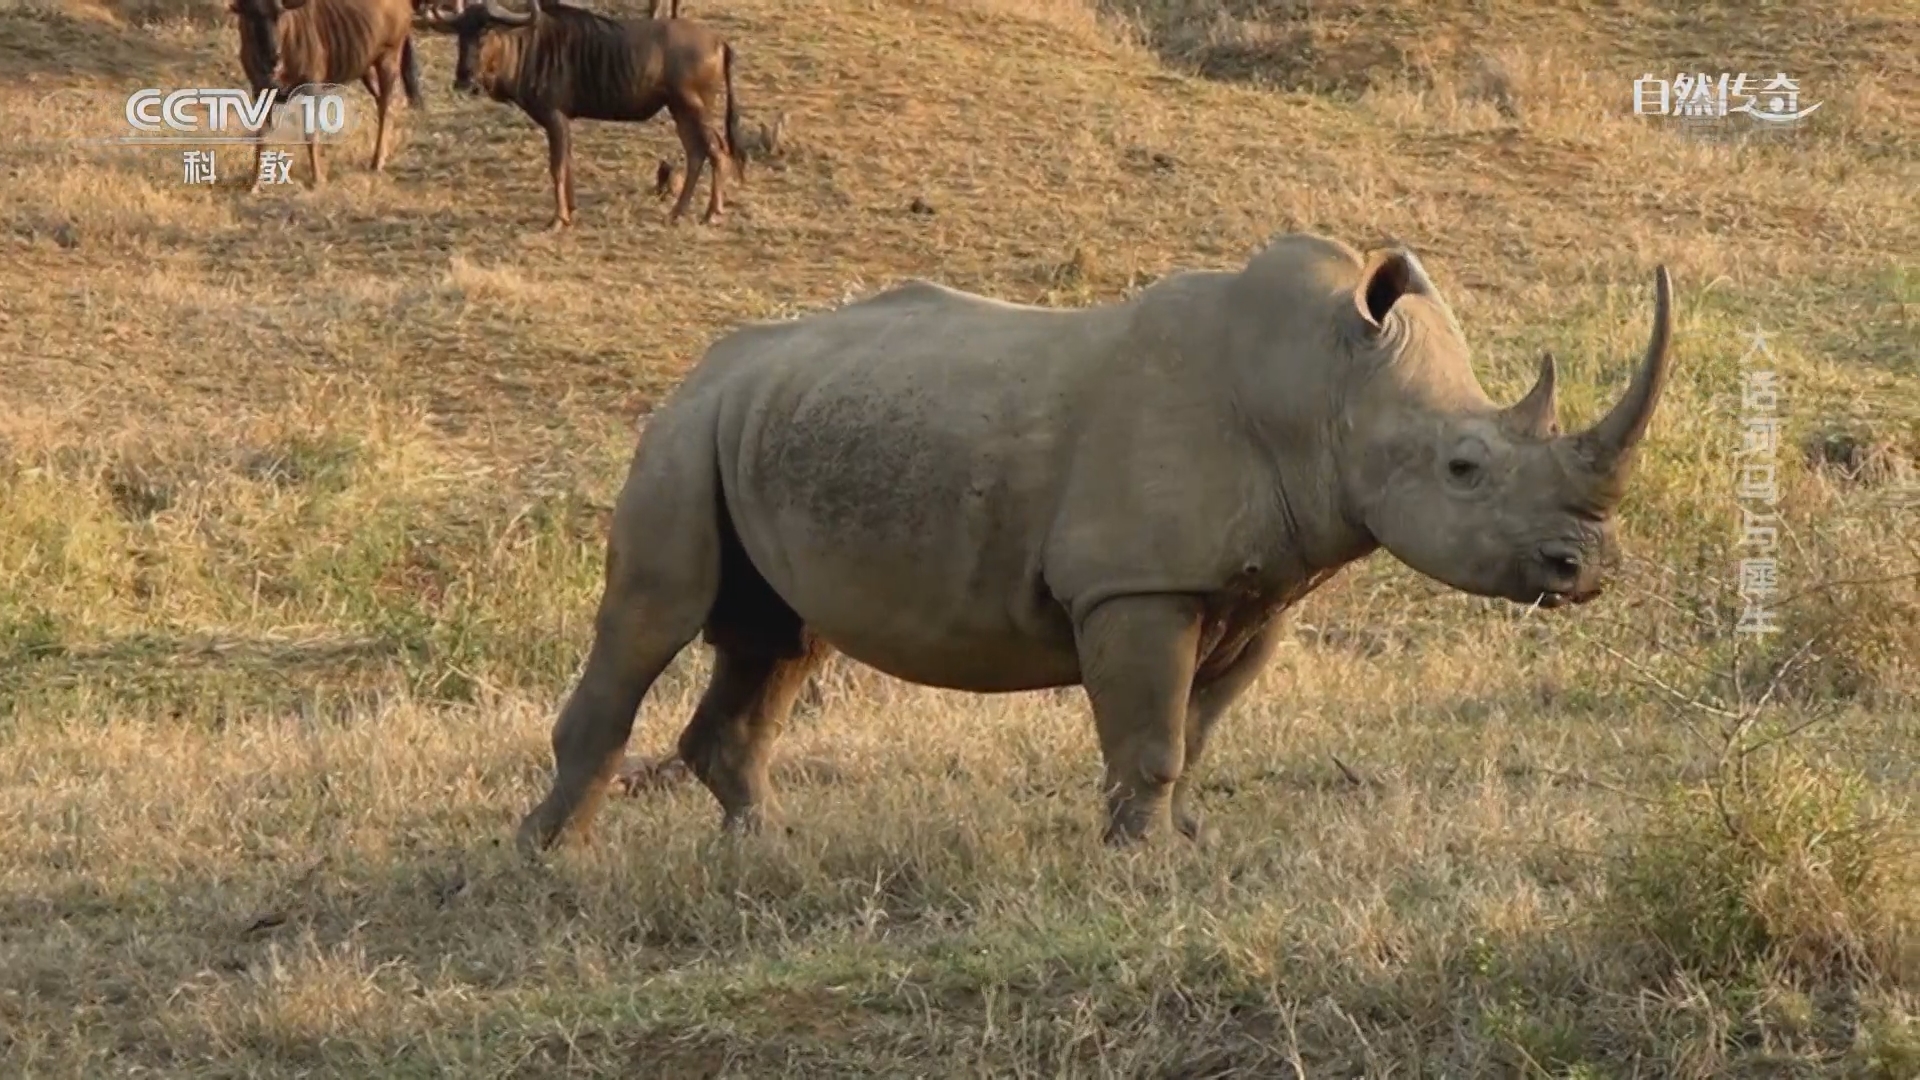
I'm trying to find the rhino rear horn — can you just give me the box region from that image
[1575,265,1674,479]
[1502,352,1560,438]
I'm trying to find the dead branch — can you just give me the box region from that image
[1766,567,1920,612]
[1586,638,1742,720]
[1330,754,1368,788]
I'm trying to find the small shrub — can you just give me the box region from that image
[237,433,363,493]
[1603,752,1917,988]
[1847,1002,1920,1080]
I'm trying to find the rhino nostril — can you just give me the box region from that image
[1539,545,1581,583]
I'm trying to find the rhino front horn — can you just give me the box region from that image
[1576,265,1673,478]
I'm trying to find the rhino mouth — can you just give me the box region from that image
[1531,587,1602,610]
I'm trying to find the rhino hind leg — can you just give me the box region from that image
[1076,595,1207,844]
[515,437,724,855]
[670,511,828,831]
[675,633,831,833]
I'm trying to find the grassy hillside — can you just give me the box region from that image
[1,0,1916,1073]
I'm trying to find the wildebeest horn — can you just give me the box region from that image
[483,0,535,23]
[1575,265,1673,477]
[415,1,459,29]
[1501,352,1559,437]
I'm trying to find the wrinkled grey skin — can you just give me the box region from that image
[516,231,1674,853]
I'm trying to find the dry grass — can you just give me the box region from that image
[3,0,1918,1074]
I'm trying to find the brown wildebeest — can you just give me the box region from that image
[229,0,424,190]
[415,0,745,229]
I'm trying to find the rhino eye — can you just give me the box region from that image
[1447,458,1481,482]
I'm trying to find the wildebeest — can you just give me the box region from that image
[511,231,1676,855]
[229,0,424,190]
[414,0,746,228]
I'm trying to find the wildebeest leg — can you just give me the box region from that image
[1172,622,1283,842]
[369,52,400,172]
[564,147,577,225]
[666,107,708,224]
[538,112,573,229]
[514,435,723,854]
[246,103,277,194]
[698,116,728,224]
[306,94,325,188]
[674,634,830,832]
[1075,595,1204,844]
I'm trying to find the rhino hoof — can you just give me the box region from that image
[513,812,562,860]
[1175,812,1208,845]
[720,807,768,835]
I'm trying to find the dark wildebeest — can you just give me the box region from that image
[229,0,425,190]
[415,0,745,228]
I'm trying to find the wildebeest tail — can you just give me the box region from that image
[402,35,424,108]
[723,41,745,178]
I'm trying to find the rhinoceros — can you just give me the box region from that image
[516,231,1673,853]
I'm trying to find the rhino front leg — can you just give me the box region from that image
[1076,595,1204,844]
[1173,623,1284,842]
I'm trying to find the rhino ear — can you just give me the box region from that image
[1353,247,1439,333]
